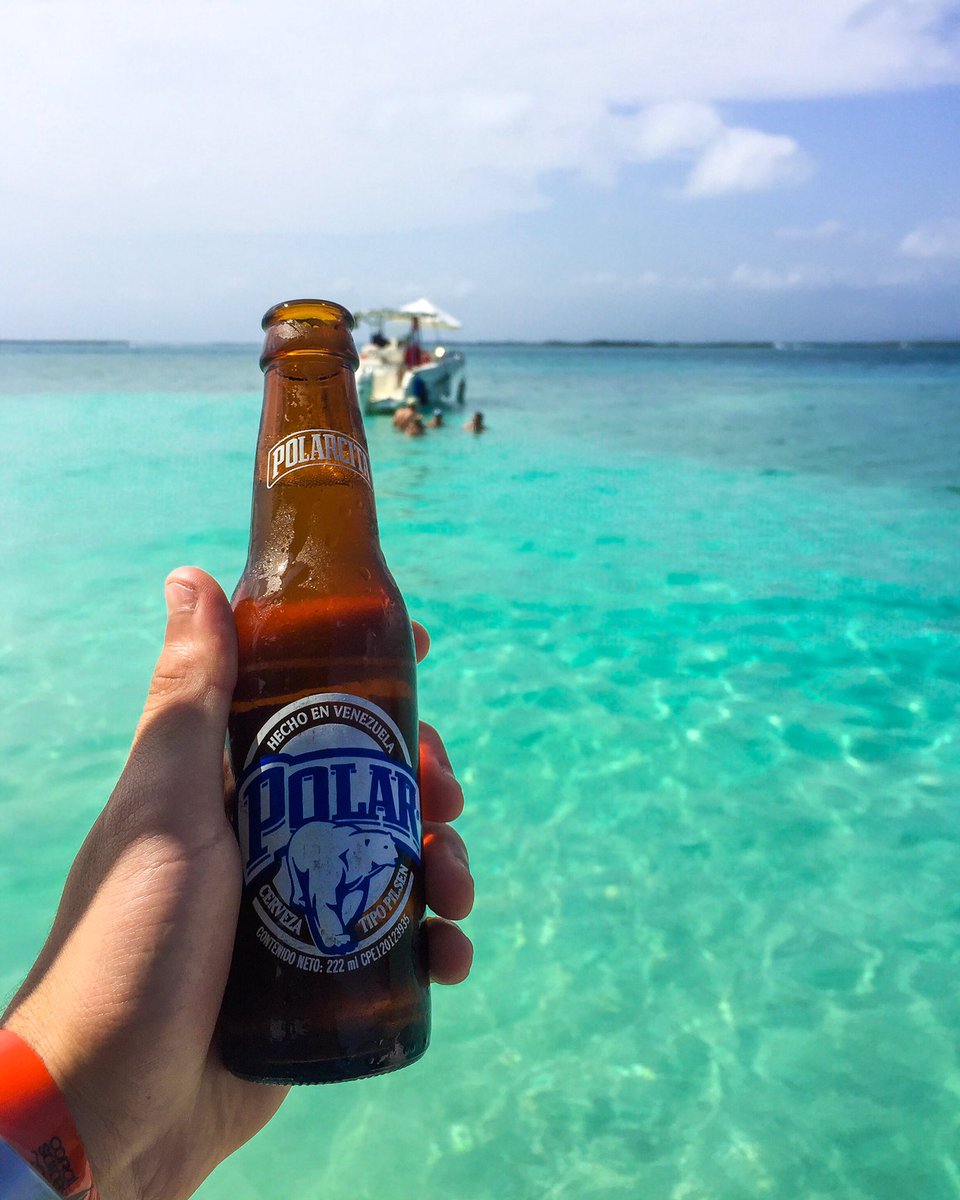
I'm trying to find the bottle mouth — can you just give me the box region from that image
[261,298,355,331]
[260,298,359,371]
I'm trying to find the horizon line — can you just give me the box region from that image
[2,338,960,350]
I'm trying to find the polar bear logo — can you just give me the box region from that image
[286,821,398,953]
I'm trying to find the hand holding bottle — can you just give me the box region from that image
[2,568,474,1200]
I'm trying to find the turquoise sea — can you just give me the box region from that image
[1,340,960,1199]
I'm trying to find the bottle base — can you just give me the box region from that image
[223,1040,429,1086]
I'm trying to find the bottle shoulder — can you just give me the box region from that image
[229,583,418,724]
[233,580,411,647]
[235,547,403,602]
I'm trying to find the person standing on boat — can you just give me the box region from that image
[403,317,425,369]
[396,316,424,388]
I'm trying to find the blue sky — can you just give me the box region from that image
[1,0,959,341]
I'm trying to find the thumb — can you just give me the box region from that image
[127,567,237,810]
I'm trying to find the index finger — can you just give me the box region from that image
[419,721,464,823]
[412,621,430,663]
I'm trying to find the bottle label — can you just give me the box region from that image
[267,429,371,489]
[235,693,420,971]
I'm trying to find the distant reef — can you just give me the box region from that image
[0,339,130,348]
[540,339,960,349]
[464,338,960,349]
[548,339,776,348]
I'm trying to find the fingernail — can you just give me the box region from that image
[165,577,198,614]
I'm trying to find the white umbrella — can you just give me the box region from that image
[355,299,462,331]
[427,306,462,330]
[399,298,461,329]
[399,297,440,318]
[354,306,407,325]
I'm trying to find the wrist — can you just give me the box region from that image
[0,1030,98,1200]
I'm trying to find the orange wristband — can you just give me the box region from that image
[0,1031,97,1200]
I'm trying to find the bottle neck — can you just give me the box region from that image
[242,354,384,598]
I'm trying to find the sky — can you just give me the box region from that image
[1,0,959,342]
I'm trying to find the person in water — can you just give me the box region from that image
[392,403,417,431]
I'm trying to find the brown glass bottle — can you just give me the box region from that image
[218,299,430,1084]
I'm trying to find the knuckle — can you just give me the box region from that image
[144,639,194,707]
[143,639,232,715]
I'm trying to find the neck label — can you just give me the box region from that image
[267,428,371,488]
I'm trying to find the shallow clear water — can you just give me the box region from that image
[1,341,959,1199]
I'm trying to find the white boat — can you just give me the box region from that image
[354,298,467,416]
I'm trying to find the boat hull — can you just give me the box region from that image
[358,350,466,416]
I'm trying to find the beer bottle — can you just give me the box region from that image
[218,299,429,1084]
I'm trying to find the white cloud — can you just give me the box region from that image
[0,0,957,239]
[683,127,814,196]
[731,264,812,290]
[777,219,846,241]
[728,260,944,290]
[578,270,662,289]
[608,102,812,197]
[625,103,725,160]
[730,263,854,290]
[899,219,960,258]
[577,270,720,293]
